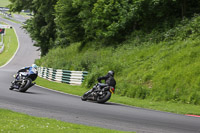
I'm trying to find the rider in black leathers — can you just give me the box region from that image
[84,70,116,96]
[97,70,116,88]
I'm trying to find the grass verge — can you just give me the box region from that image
[36,15,200,105]
[0,15,22,24]
[0,108,133,133]
[0,26,18,66]
[0,0,10,7]
[35,77,200,115]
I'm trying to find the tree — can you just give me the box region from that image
[55,0,96,45]
[9,0,58,56]
[86,0,135,44]
[55,0,84,45]
[9,0,200,54]
[55,0,136,45]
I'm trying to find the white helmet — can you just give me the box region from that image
[108,70,114,77]
[32,64,38,69]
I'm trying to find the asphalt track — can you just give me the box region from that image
[0,17,200,133]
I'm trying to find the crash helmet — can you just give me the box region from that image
[32,64,38,69]
[108,70,114,77]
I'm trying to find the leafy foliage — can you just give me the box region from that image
[9,0,200,53]
[9,0,58,55]
[84,0,135,44]
[36,15,200,105]
[8,0,200,104]
[55,0,200,46]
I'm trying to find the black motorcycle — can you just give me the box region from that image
[9,72,37,92]
[81,83,115,103]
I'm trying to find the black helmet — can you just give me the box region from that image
[108,70,114,77]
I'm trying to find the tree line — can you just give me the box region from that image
[8,0,200,55]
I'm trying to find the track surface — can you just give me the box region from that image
[0,17,200,133]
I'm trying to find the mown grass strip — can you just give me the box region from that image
[0,108,133,133]
[0,15,22,24]
[0,26,18,66]
[35,77,200,115]
[0,0,10,7]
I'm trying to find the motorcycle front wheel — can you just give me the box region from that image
[19,78,32,92]
[81,95,87,101]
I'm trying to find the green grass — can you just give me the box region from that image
[15,12,32,18]
[0,21,6,24]
[36,38,200,105]
[35,77,200,115]
[0,26,18,66]
[36,15,200,105]
[0,108,133,133]
[0,0,10,7]
[36,77,87,96]
[5,11,32,19]
[0,15,22,24]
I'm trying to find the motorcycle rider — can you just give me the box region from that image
[84,70,116,96]
[17,64,38,74]
[97,70,116,88]
[12,64,38,89]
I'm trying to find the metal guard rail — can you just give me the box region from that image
[0,34,4,53]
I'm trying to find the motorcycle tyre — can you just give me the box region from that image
[9,86,14,90]
[97,91,111,103]
[19,78,32,92]
[81,96,87,101]
[9,82,15,90]
[81,92,90,101]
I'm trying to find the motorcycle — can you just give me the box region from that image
[81,83,115,103]
[9,71,38,92]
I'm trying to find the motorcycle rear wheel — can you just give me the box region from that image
[97,91,111,103]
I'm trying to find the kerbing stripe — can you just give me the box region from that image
[185,114,200,118]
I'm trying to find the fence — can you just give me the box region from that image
[37,67,88,85]
[0,8,20,23]
[0,9,12,19]
[0,34,4,53]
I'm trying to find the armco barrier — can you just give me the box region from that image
[0,34,4,53]
[37,67,88,85]
[0,34,3,45]
[0,9,20,24]
[0,44,4,53]
[0,7,12,18]
[0,10,12,19]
